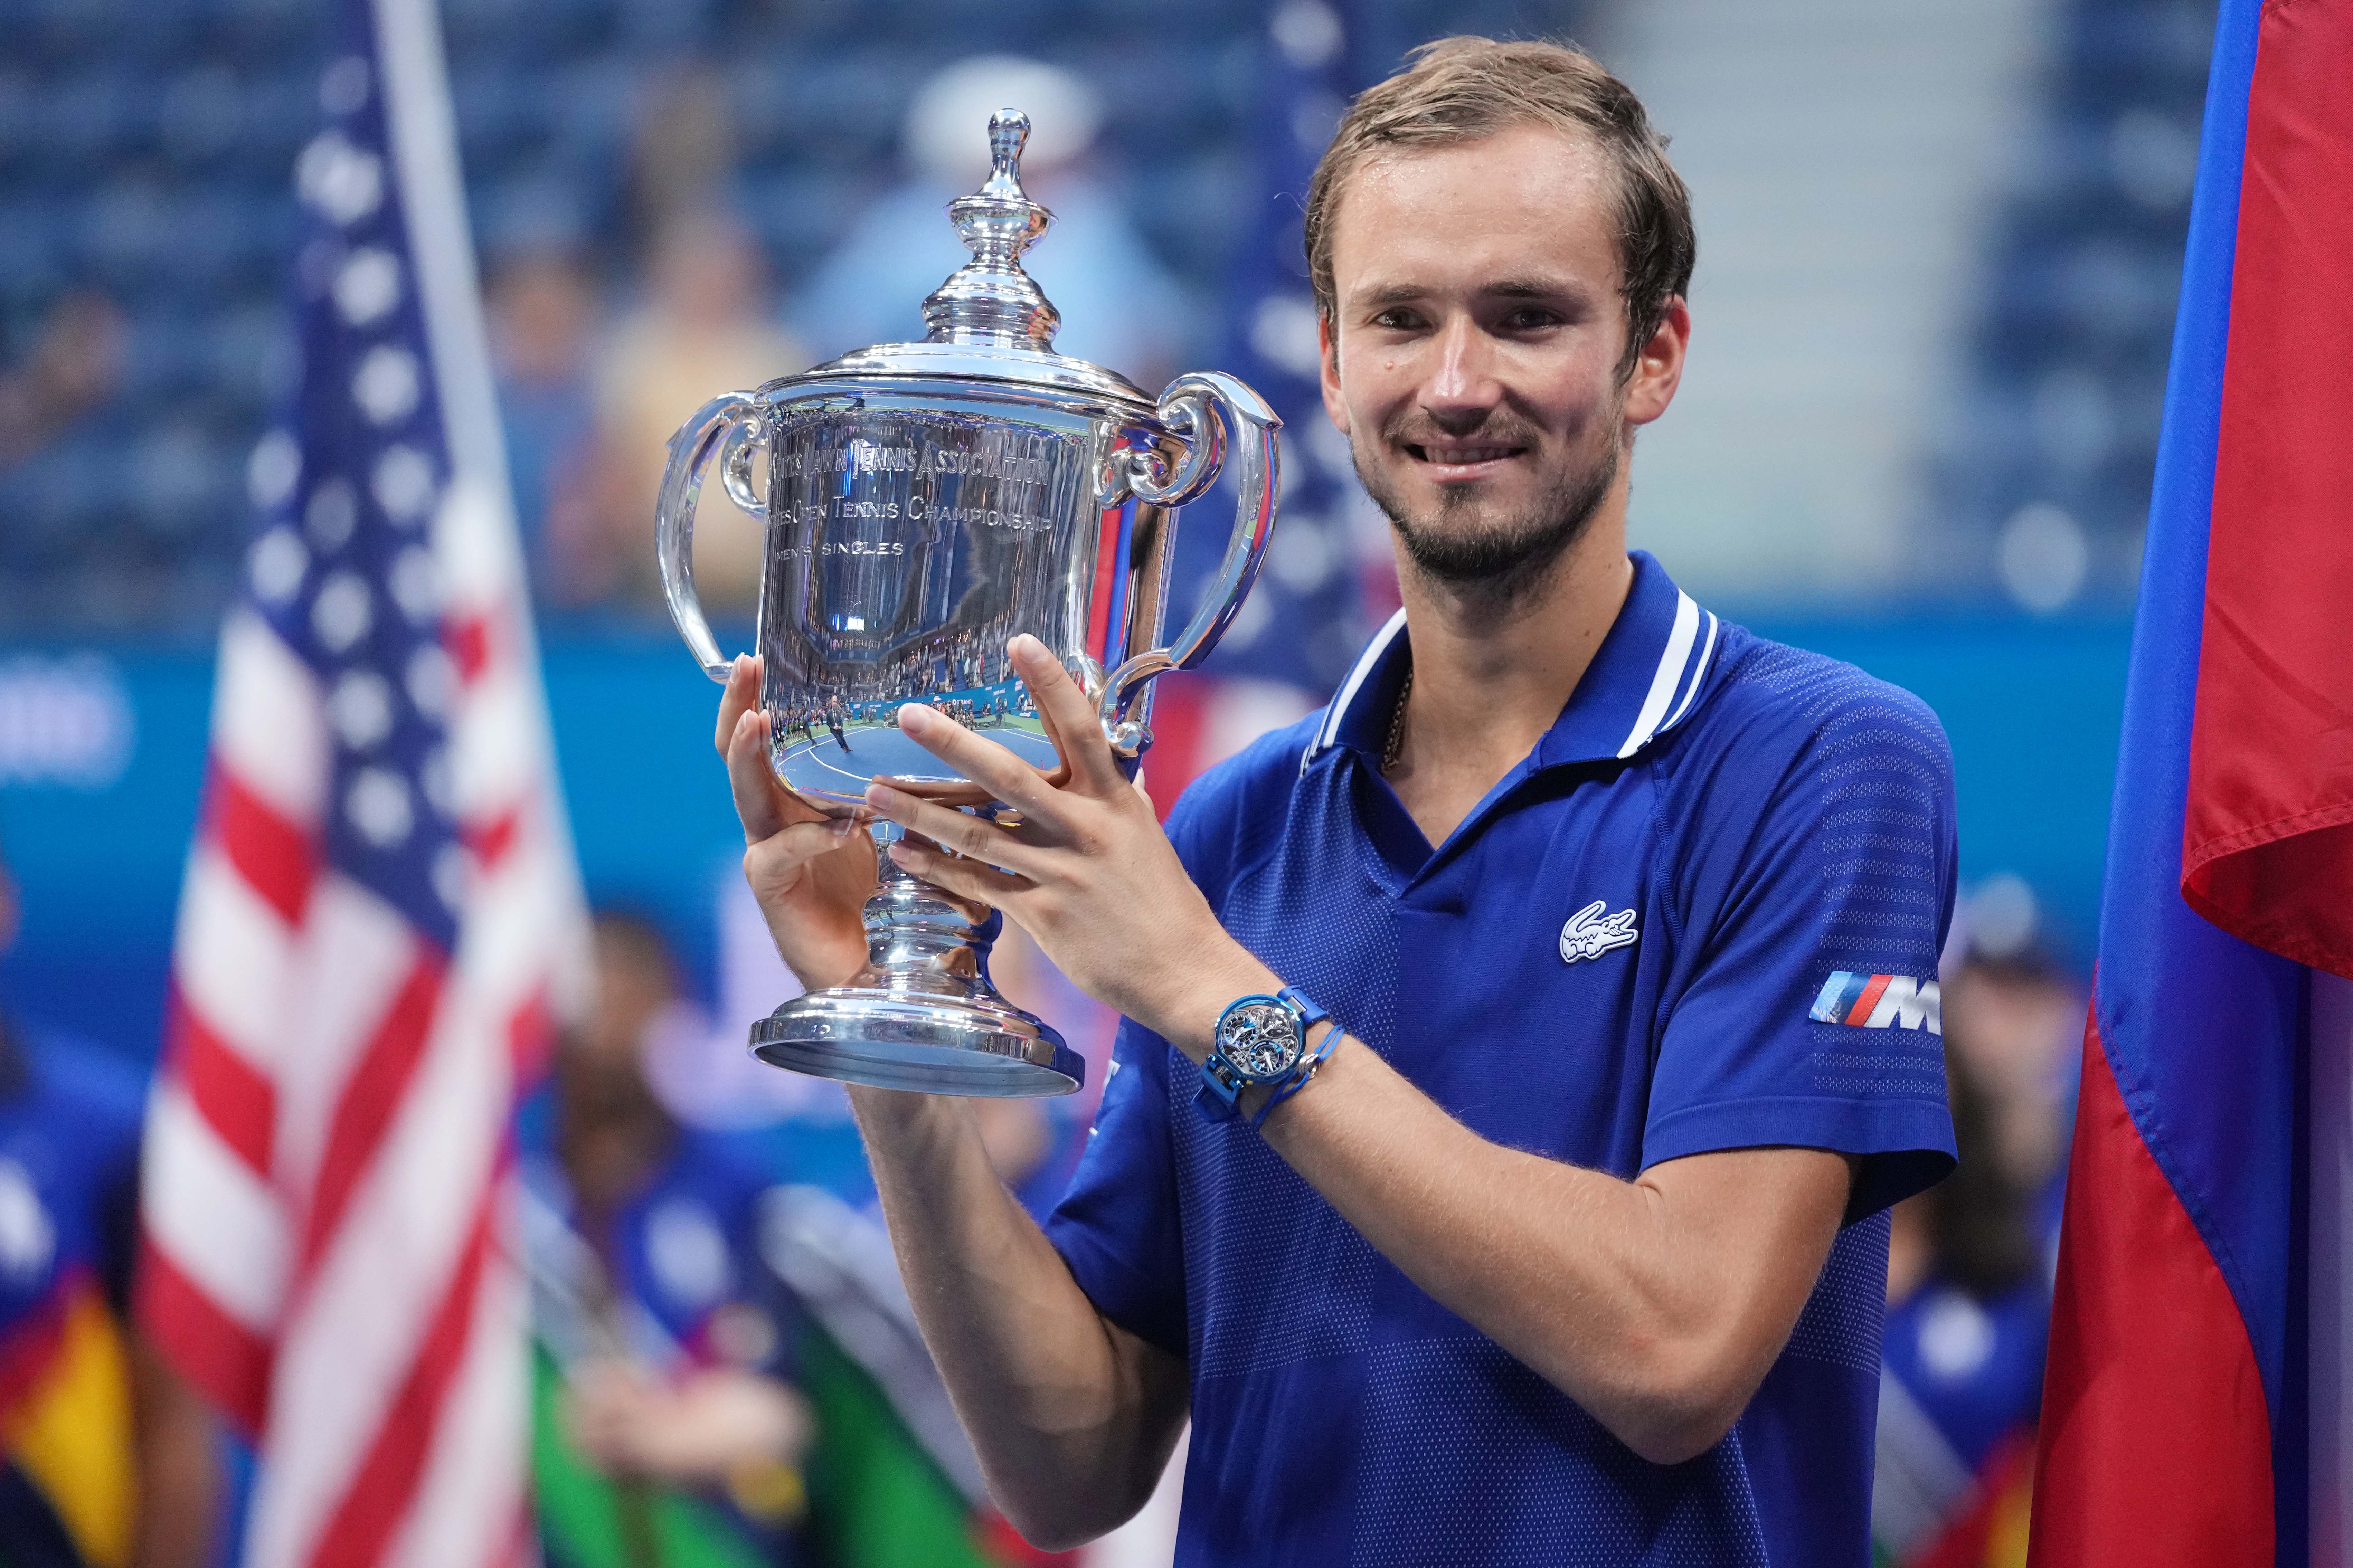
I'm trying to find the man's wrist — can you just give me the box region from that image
[1139,939,1278,1063]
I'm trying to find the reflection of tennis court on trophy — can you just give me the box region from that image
[778,719,1064,793]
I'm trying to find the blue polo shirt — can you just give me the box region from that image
[1044,552,1959,1567]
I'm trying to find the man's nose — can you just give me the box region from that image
[1420,315,1503,424]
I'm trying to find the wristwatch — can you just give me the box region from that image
[1196,986,1338,1127]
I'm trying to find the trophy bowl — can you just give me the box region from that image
[655,109,1280,1096]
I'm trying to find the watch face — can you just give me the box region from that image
[1220,1000,1302,1081]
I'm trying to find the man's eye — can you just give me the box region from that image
[1371,310,1419,330]
[1504,310,1563,331]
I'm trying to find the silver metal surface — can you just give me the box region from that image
[656,106,1281,1096]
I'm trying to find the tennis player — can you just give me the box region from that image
[717,37,1958,1567]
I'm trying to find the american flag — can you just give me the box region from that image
[136,2,587,1564]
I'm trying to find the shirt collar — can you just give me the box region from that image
[1303,551,1722,776]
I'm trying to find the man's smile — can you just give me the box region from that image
[1400,440,1530,479]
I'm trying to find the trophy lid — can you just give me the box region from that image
[775,108,1157,414]
[920,109,1060,350]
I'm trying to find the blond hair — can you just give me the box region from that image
[1302,37,1695,378]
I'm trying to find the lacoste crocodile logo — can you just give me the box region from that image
[1560,900,1639,965]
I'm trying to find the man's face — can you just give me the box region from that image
[1319,125,1685,592]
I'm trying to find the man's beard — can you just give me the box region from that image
[1356,422,1619,608]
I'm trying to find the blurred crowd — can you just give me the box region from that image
[490,56,1187,625]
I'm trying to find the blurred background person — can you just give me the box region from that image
[794,56,1191,391]
[525,910,815,1566]
[1939,936,2086,1239]
[1874,1050,2050,1568]
[0,291,139,631]
[1871,902,2081,1568]
[531,910,1073,1567]
[573,208,806,618]
[0,291,126,467]
[486,247,602,600]
[0,835,216,1568]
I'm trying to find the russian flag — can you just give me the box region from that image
[2026,2,2353,1564]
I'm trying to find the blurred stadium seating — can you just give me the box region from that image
[1934,0,2216,609]
[0,0,1573,638]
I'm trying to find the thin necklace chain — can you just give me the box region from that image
[1382,666,1413,774]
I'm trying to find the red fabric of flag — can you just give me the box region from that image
[2182,0,2353,979]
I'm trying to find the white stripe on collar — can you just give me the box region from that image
[1303,607,1409,773]
[1616,591,1711,759]
[1659,605,1721,737]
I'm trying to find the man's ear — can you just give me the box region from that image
[1317,313,1351,436]
[1622,296,1690,429]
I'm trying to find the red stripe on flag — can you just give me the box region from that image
[446,613,492,687]
[507,986,556,1086]
[2027,1010,2271,1566]
[2183,0,2353,978]
[304,1180,499,1568]
[1843,972,1891,1026]
[297,954,446,1274]
[213,765,316,925]
[172,996,277,1176]
[136,1236,272,1436]
[465,805,520,874]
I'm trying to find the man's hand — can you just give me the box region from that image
[565,1359,812,1482]
[716,654,875,992]
[862,634,1259,1043]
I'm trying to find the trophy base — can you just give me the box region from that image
[750,986,1082,1096]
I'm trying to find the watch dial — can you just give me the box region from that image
[1223,1001,1301,1080]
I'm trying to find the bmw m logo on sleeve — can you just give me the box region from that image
[1559,900,1639,964]
[1810,971,1943,1034]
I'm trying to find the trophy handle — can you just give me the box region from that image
[1099,372,1281,755]
[656,390,765,682]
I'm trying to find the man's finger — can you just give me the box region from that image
[1011,635,1124,795]
[893,704,1068,826]
[715,654,762,757]
[743,818,862,896]
[887,838,1033,906]
[864,781,1048,876]
[727,707,816,844]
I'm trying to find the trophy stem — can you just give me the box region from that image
[748,825,1083,1096]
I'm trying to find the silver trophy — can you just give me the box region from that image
[656,109,1280,1097]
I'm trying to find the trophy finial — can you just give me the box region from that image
[921,108,1062,350]
[984,109,1029,193]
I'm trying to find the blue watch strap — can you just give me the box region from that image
[1194,987,1336,1126]
[1249,1017,1342,1131]
[1194,1049,1246,1122]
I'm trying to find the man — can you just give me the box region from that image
[713,38,1957,1567]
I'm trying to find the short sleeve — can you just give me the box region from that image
[1034,759,1267,1359]
[1644,677,1959,1218]
[1042,1017,1186,1355]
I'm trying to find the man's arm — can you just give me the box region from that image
[1255,1033,1850,1464]
[867,636,1854,1467]
[847,1088,1189,1544]
[716,659,1187,1547]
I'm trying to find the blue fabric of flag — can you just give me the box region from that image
[2085,0,2305,1532]
[244,0,462,953]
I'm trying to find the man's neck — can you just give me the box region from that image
[1383,512,1634,849]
